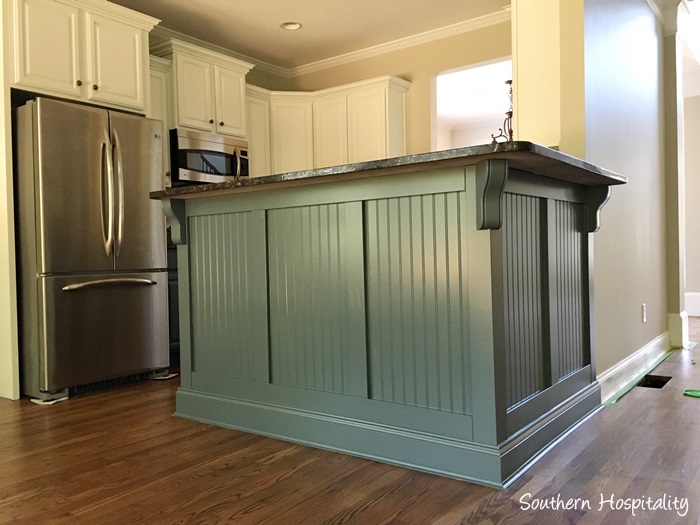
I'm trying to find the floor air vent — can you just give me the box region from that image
[637,374,672,389]
[69,372,151,396]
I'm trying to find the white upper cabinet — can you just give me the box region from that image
[313,95,348,169]
[151,39,254,139]
[85,12,148,109]
[10,0,157,112]
[246,85,271,178]
[313,76,411,168]
[173,53,214,131]
[270,93,314,174]
[248,76,411,175]
[215,65,247,137]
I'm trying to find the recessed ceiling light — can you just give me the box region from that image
[280,21,302,31]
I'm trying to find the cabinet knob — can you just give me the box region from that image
[76,80,82,87]
[93,84,99,91]
[219,121,224,126]
[209,119,214,124]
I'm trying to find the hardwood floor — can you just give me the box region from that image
[2,321,700,524]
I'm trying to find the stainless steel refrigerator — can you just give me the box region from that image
[16,97,169,401]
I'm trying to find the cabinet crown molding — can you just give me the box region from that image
[151,39,255,74]
[246,75,412,100]
[49,0,160,30]
[316,75,411,98]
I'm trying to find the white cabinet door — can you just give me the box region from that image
[85,12,145,110]
[215,65,246,137]
[174,55,215,132]
[313,95,348,169]
[13,0,82,97]
[347,88,387,163]
[270,99,314,174]
[246,91,271,177]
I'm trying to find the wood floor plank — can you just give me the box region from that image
[1,319,699,524]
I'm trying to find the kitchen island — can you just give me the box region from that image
[152,142,625,488]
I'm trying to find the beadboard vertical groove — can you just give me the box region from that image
[552,200,586,379]
[365,193,471,414]
[189,211,267,381]
[267,203,366,396]
[502,193,546,408]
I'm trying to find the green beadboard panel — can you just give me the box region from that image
[267,202,367,396]
[501,193,547,408]
[364,193,472,414]
[550,200,588,379]
[188,211,269,382]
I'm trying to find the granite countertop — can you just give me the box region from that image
[150,141,627,201]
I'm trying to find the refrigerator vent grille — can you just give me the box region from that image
[69,372,152,396]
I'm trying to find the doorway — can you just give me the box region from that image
[435,58,512,150]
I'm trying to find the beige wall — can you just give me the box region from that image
[583,0,668,371]
[265,22,512,155]
[685,96,700,295]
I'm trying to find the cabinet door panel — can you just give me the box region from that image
[86,13,145,110]
[246,95,271,177]
[347,88,387,163]
[313,96,348,169]
[175,55,214,132]
[13,0,82,97]
[270,100,314,174]
[215,66,246,137]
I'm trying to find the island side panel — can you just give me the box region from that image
[489,170,601,480]
[364,192,473,415]
[187,210,270,383]
[267,202,367,397]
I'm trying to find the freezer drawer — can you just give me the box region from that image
[22,272,169,397]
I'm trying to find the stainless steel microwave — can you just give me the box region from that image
[170,128,248,184]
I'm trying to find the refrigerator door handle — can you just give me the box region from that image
[62,278,157,292]
[101,128,115,258]
[113,129,125,256]
[235,147,241,180]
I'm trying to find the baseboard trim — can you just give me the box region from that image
[175,383,603,488]
[597,332,671,404]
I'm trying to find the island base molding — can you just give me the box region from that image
[175,381,602,489]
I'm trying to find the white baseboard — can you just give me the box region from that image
[668,311,690,349]
[597,332,670,404]
[686,293,700,317]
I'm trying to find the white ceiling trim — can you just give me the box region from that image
[288,9,512,78]
[152,10,511,81]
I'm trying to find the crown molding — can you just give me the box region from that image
[150,26,288,78]
[55,0,159,30]
[150,10,510,81]
[288,9,511,78]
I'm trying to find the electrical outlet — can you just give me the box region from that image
[642,303,647,323]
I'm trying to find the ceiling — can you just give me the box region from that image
[108,0,510,70]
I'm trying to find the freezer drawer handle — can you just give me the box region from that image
[62,278,157,291]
